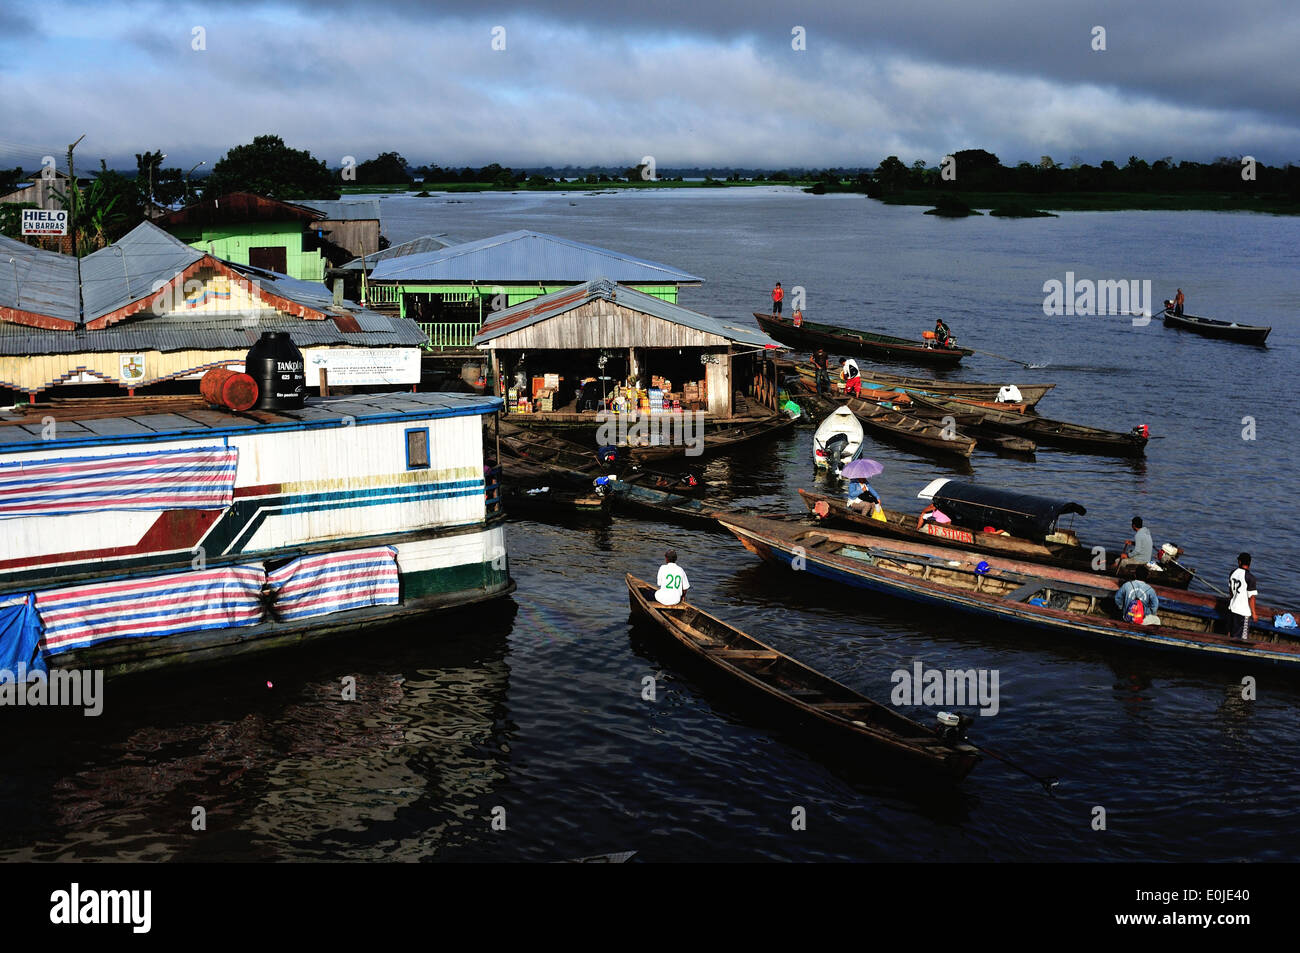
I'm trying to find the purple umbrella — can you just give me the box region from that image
[840,458,883,479]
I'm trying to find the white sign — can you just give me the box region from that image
[120,353,146,384]
[302,348,421,386]
[21,209,68,235]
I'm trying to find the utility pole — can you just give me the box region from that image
[67,134,85,328]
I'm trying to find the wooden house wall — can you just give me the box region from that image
[316,220,381,259]
[480,300,730,350]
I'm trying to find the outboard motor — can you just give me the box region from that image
[592,475,615,498]
[824,432,849,469]
[936,711,973,743]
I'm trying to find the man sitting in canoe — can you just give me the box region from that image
[839,357,862,397]
[1115,566,1160,624]
[655,549,691,607]
[793,308,803,328]
[847,479,886,520]
[1114,516,1153,572]
[932,317,955,349]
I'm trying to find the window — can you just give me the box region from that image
[405,428,430,469]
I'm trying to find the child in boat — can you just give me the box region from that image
[916,503,952,530]
[1227,553,1258,641]
[655,549,691,607]
[772,282,784,316]
[793,308,803,327]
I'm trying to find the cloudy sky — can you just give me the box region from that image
[1,0,1297,172]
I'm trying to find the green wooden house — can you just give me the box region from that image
[366,230,703,349]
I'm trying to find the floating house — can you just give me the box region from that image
[0,222,427,402]
[153,192,376,282]
[367,230,703,350]
[473,278,785,419]
[0,391,512,677]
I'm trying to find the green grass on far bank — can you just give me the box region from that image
[341,179,816,195]
[882,190,1300,214]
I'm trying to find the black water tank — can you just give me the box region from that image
[245,331,306,410]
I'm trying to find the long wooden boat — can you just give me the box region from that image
[502,484,610,519]
[798,489,1194,589]
[717,512,1300,669]
[844,397,976,459]
[1163,308,1271,345]
[609,482,723,530]
[794,365,1034,414]
[494,420,700,492]
[627,412,796,463]
[625,574,982,781]
[909,394,1148,458]
[755,312,972,366]
[831,367,1055,407]
[0,393,515,680]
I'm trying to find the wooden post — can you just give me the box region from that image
[319,367,331,397]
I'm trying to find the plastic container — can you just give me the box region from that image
[245,331,305,410]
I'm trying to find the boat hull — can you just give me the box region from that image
[755,313,970,366]
[718,513,1300,671]
[1163,309,1271,345]
[625,575,980,781]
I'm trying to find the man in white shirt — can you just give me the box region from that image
[1227,552,1258,642]
[655,549,690,606]
[1115,516,1153,572]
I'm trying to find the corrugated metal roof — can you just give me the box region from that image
[0,310,428,356]
[0,234,80,321]
[339,233,460,271]
[300,199,382,221]
[474,278,784,350]
[80,221,205,321]
[369,229,702,284]
[0,391,501,453]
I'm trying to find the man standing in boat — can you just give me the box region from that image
[1174,289,1185,316]
[1114,516,1153,572]
[655,549,691,607]
[812,348,830,396]
[1227,553,1258,642]
[772,282,784,316]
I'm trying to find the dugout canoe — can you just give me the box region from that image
[625,573,982,781]
[844,397,976,459]
[626,413,797,463]
[1162,309,1271,345]
[797,489,1194,589]
[717,512,1299,670]
[608,482,725,530]
[755,312,971,366]
[909,394,1149,458]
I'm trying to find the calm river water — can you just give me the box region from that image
[2,188,1298,862]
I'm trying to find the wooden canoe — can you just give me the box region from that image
[844,397,976,459]
[625,574,982,781]
[1162,309,1271,345]
[609,482,724,530]
[792,364,1034,413]
[754,312,971,366]
[717,512,1300,670]
[818,367,1056,408]
[798,489,1193,588]
[908,394,1148,458]
[627,413,796,463]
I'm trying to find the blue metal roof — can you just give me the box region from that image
[300,199,382,221]
[339,233,460,271]
[474,278,784,350]
[368,229,703,285]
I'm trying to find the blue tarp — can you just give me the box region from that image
[0,594,47,675]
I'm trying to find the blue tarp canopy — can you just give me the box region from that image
[0,594,46,674]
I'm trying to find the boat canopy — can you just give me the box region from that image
[929,481,1086,539]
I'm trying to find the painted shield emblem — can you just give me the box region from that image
[120,353,146,384]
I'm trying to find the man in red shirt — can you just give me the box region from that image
[772,282,784,316]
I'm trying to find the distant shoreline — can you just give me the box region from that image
[340,181,1300,213]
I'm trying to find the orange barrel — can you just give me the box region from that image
[200,368,259,411]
